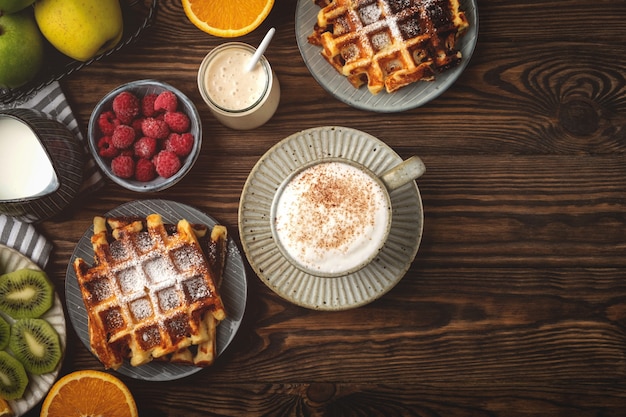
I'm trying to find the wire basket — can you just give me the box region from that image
[0,0,158,105]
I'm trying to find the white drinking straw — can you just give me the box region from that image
[246,27,276,72]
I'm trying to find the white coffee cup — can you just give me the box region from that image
[271,156,425,277]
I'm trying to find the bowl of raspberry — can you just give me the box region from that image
[88,79,202,192]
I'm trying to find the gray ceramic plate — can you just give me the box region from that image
[65,199,247,381]
[295,0,479,112]
[239,126,423,310]
[0,244,66,417]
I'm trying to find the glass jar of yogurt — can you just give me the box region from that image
[198,42,280,130]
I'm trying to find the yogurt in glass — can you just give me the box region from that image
[198,42,280,130]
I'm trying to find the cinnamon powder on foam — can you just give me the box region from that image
[274,162,389,273]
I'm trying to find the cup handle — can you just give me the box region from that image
[380,156,426,191]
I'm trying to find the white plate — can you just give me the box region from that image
[295,0,479,112]
[0,244,66,417]
[239,126,423,310]
[65,199,247,381]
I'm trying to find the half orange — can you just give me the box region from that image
[40,370,138,417]
[0,398,12,416]
[182,0,275,37]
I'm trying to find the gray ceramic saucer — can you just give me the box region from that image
[239,126,424,311]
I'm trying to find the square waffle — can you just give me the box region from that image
[72,213,227,370]
[308,0,470,94]
[167,223,228,367]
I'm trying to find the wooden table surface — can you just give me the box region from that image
[22,0,626,415]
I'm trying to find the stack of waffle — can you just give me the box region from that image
[308,0,470,94]
[72,213,228,370]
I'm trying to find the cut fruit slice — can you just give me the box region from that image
[9,318,61,375]
[40,370,138,417]
[0,397,12,416]
[0,351,28,401]
[181,0,274,37]
[0,316,9,351]
[0,269,53,319]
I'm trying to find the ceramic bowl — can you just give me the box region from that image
[0,108,84,223]
[87,79,202,192]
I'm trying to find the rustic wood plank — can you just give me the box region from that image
[18,0,626,415]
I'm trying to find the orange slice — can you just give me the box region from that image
[0,398,12,416]
[182,0,274,37]
[40,370,138,417]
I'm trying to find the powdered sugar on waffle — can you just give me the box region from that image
[73,214,226,369]
[309,0,469,93]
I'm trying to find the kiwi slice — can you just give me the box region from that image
[0,315,9,351]
[0,351,28,400]
[0,269,54,319]
[9,318,61,375]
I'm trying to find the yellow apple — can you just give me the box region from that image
[34,0,123,62]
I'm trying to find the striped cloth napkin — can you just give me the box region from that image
[0,215,52,269]
[1,81,106,264]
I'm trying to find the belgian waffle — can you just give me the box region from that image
[308,0,470,94]
[72,213,227,370]
[167,224,228,367]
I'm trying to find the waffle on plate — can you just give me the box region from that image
[72,213,227,370]
[308,0,470,94]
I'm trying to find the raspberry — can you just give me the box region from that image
[141,117,170,139]
[154,91,178,113]
[153,150,181,178]
[112,91,140,124]
[131,118,145,136]
[97,136,119,159]
[164,111,190,133]
[141,93,158,117]
[98,111,120,135]
[165,132,194,157]
[134,136,158,159]
[111,124,136,149]
[135,158,157,181]
[110,155,135,178]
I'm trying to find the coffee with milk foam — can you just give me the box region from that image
[274,161,390,276]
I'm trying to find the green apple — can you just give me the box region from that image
[0,9,44,89]
[0,0,35,14]
[34,0,123,62]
